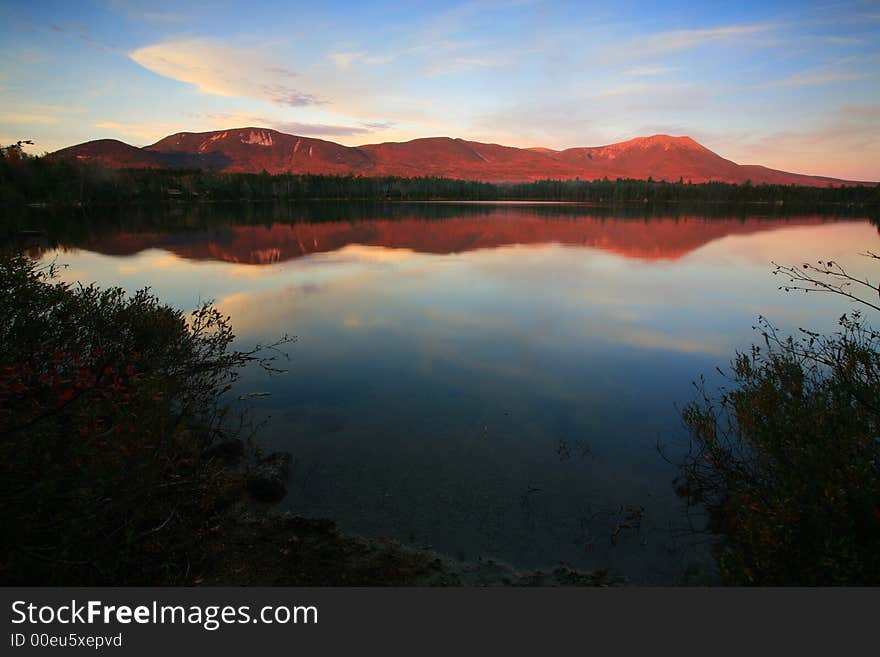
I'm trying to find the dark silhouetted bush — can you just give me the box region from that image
[677,257,880,584]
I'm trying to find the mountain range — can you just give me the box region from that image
[50,127,874,187]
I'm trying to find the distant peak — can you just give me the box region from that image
[194,126,281,135]
[85,138,133,146]
[158,127,282,141]
[225,126,283,136]
[631,134,700,146]
[587,134,708,155]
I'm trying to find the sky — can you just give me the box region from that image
[1,0,878,180]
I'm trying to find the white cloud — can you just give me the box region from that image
[129,38,324,106]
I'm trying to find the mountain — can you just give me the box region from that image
[145,129,372,174]
[53,139,165,169]
[357,136,581,180]
[49,127,873,187]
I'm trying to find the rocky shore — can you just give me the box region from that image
[200,440,619,586]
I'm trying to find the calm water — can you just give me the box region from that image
[21,202,880,583]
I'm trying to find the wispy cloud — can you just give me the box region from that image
[714,120,880,181]
[329,39,477,72]
[2,8,113,50]
[265,65,298,77]
[329,51,366,69]
[0,111,62,125]
[780,70,871,87]
[424,56,502,76]
[771,52,880,88]
[107,0,187,23]
[834,103,880,122]
[129,39,325,105]
[259,85,324,107]
[0,102,82,127]
[621,23,776,58]
[138,12,186,23]
[271,120,389,136]
[360,120,396,130]
[592,82,692,98]
[814,35,864,45]
[624,66,679,76]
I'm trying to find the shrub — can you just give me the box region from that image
[676,257,880,584]
[0,254,288,584]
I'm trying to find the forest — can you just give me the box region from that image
[2,143,879,208]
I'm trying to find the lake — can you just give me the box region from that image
[20,202,880,583]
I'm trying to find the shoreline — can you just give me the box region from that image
[202,504,622,587]
[6,197,877,210]
[201,445,621,587]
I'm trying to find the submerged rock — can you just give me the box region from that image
[247,452,292,502]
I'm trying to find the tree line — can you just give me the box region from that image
[3,143,879,207]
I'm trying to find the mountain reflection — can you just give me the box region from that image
[22,204,858,264]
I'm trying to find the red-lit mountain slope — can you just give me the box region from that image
[49,128,873,187]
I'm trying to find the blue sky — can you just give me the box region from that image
[1,0,878,179]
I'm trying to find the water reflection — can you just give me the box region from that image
[19,203,855,264]
[20,203,880,583]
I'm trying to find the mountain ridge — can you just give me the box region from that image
[49,127,875,187]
